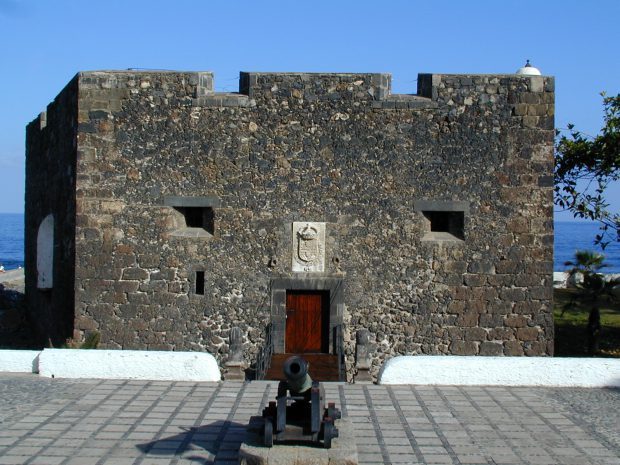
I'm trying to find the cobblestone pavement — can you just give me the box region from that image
[0,374,618,465]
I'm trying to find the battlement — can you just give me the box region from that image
[70,70,553,111]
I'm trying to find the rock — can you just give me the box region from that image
[0,308,22,331]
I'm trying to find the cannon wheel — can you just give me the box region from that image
[264,418,274,447]
[323,421,335,449]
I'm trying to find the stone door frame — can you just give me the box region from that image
[270,277,344,354]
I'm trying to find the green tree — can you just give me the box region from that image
[554,93,620,247]
[563,250,612,355]
[564,249,608,276]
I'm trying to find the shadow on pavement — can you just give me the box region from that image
[136,419,247,464]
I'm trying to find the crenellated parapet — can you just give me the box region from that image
[69,70,553,121]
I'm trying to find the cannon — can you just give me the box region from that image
[261,355,341,448]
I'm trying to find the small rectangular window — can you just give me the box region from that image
[164,196,220,238]
[415,200,469,242]
[175,207,214,234]
[423,211,465,241]
[195,271,205,295]
[184,208,204,228]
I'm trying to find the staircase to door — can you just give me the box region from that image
[264,353,341,381]
[259,290,344,382]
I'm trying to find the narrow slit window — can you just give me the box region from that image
[195,271,205,295]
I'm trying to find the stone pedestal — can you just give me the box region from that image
[223,361,245,380]
[239,416,358,465]
[354,329,373,384]
[353,367,373,383]
[224,326,246,380]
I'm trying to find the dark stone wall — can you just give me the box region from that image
[28,69,555,378]
[25,77,78,346]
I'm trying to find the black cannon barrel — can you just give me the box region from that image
[282,356,313,393]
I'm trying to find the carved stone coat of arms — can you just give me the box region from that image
[292,222,325,272]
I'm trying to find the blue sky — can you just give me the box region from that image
[0,0,618,220]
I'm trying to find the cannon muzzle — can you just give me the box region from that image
[283,356,313,394]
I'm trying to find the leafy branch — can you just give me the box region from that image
[554,93,620,248]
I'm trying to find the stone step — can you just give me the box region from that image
[264,353,341,382]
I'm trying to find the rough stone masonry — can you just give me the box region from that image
[25,69,555,380]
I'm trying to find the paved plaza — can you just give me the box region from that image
[0,374,619,465]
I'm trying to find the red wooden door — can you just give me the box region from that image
[285,291,328,353]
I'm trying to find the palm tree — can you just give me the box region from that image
[563,250,608,354]
[564,250,608,276]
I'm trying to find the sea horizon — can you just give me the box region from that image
[1,213,619,273]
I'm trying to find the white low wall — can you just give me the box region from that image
[3,350,619,386]
[553,271,569,288]
[378,356,620,387]
[0,350,40,373]
[38,349,221,381]
[553,271,620,289]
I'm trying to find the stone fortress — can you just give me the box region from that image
[25,68,555,380]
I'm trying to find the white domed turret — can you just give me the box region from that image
[516,60,541,76]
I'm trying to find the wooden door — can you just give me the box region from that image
[285,291,329,353]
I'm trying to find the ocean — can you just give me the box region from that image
[554,221,620,273]
[0,213,24,271]
[0,214,619,273]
